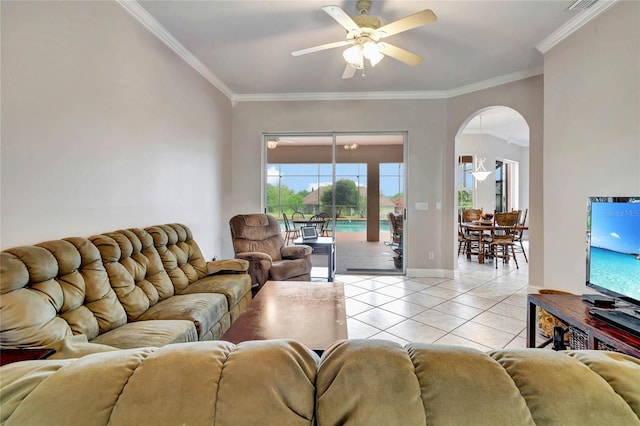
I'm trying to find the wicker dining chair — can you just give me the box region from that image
[486,211,520,269]
[458,212,482,258]
[461,208,483,222]
[512,208,528,263]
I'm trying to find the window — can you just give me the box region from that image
[266,163,367,218]
[458,156,473,209]
[380,163,404,218]
[266,163,331,216]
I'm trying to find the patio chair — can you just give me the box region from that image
[308,214,328,236]
[282,212,299,244]
[317,212,333,237]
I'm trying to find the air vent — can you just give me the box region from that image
[568,0,598,10]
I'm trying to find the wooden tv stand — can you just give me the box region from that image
[527,294,640,358]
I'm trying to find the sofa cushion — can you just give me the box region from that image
[409,343,534,424]
[145,224,209,293]
[491,348,640,425]
[135,293,227,340]
[317,339,425,425]
[90,229,176,321]
[0,239,127,348]
[90,320,197,349]
[45,335,120,360]
[0,340,318,426]
[179,273,251,309]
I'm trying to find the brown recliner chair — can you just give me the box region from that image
[229,214,313,292]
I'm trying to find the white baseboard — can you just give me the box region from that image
[406,268,458,279]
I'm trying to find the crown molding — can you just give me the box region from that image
[232,90,447,103]
[444,68,543,98]
[117,0,234,101]
[231,68,543,103]
[536,0,619,53]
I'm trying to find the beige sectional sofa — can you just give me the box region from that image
[1,339,639,425]
[0,224,251,351]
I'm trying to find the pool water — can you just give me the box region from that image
[281,219,391,233]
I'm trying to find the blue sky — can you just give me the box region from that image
[267,163,404,197]
[591,201,640,254]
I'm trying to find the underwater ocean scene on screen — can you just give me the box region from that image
[589,201,640,300]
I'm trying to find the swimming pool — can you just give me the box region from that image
[280,219,390,233]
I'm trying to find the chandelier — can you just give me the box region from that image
[471,114,492,181]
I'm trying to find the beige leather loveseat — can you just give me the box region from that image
[0,224,251,351]
[1,339,638,425]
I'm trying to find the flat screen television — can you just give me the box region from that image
[586,196,640,336]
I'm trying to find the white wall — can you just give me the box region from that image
[1,1,233,258]
[459,133,529,214]
[446,77,544,283]
[542,1,640,294]
[228,78,543,279]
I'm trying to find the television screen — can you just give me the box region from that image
[586,197,640,305]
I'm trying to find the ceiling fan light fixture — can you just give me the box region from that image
[344,143,358,151]
[363,42,384,66]
[267,140,279,149]
[343,45,363,67]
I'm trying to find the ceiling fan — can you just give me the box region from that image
[266,137,295,149]
[291,0,437,79]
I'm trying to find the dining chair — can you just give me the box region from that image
[291,211,305,220]
[282,212,299,244]
[458,212,482,258]
[487,211,520,269]
[461,208,483,222]
[512,208,528,263]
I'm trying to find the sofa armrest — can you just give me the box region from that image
[206,258,249,275]
[281,245,312,259]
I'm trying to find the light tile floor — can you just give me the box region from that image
[337,253,529,351]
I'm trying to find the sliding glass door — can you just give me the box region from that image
[264,132,405,275]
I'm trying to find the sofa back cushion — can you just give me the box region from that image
[145,224,208,293]
[229,214,284,261]
[90,229,175,320]
[0,238,127,348]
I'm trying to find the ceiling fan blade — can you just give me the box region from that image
[291,40,351,56]
[342,64,357,79]
[322,5,360,33]
[378,43,423,66]
[376,9,437,39]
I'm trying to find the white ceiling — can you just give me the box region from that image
[131,0,612,144]
[137,0,605,96]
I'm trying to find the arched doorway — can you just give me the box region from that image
[454,106,530,268]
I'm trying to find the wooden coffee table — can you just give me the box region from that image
[221,280,347,351]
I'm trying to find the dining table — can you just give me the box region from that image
[461,221,528,264]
